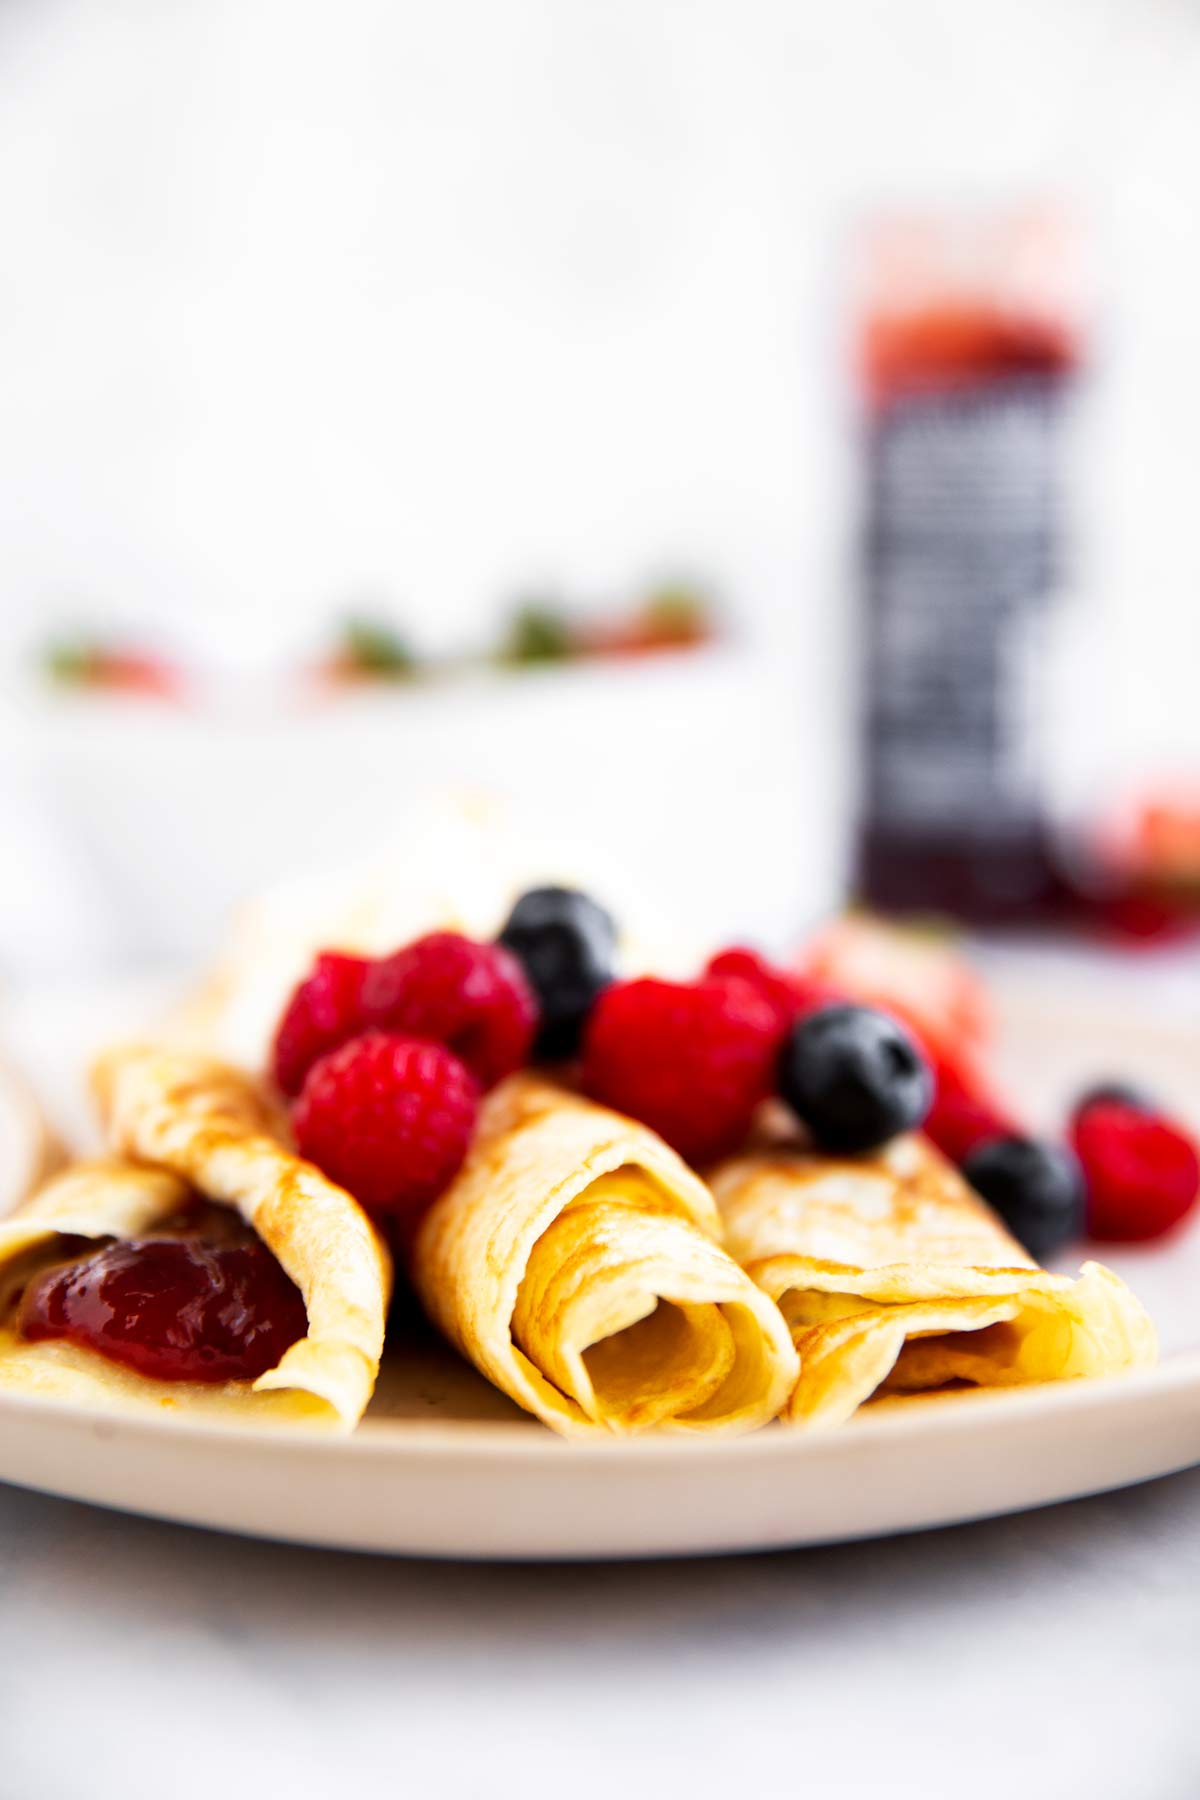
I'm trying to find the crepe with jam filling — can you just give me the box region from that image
[0,1047,390,1429]
[712,1131,1155,1428]
[411,1075,798,1437]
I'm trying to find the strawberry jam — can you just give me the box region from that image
[17,1236,307,1384]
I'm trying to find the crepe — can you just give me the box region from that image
[412,1075,798,1437]
[712,1131,1155,1428]
[0,1047,392,1429]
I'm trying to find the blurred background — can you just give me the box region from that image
[3,0,1200,987]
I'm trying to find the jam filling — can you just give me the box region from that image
[16,1232,308,1385]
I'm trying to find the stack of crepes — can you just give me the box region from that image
[0,1046,391,1430]
[0,1046,1156,1441]
[411,1076,798,1436]
[711,1126,1156,1428]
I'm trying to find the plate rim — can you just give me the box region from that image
[2,970,1198,1555]
[0,1349,1196,1463]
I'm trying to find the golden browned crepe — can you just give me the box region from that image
[712,1131,1155,1428]
[412,1076,798,1437]
[0,1046,392,1429]
[0,1162,295,1424]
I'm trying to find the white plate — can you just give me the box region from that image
[0,976,1197,1559]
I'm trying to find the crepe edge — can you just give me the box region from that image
[93,1045,394,1430]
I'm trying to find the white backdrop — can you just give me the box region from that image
[0,2,1197,693]
[1,0,1199,971]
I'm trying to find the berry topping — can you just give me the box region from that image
[293,1030,479,1222]
[271,952,372,1097]
[581,976,778,1165]
[704,947,842,1040]
[961,1137,1084,1261]
[777,1004,932,1154]
[361,932,537,1089]
[17,1236,307,1384]
[498,886,616,1058]
[922,1047,1019,1166]
[1070,1081,1153,1124]
[1069,1102,1200,1243]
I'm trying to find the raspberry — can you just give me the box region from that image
[923,1048,1018,1166]
[1070,1101,1200,1242]
[360,932,537,1089]
[581,976,778,1165]
[704,947,842,1040]
[271,952,372,1096]
[293,1031,479,1223]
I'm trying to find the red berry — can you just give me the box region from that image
[704,947,843,1040]
[360,932,537,1089]
[923,1048,1019,1166]
[1089,892,1200,949]
[293,1031,479,1223]
[1070,1101,1200,1243]
[581,976,778,1165]
[271,952,373,1096]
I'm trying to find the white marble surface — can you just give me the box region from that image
[1,1469,1198,1798]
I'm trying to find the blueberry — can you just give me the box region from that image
[961,1136,1084,1261]
[777,1004,932,1153]
[1071,1081,1154,1125]
[498,886,616,1058]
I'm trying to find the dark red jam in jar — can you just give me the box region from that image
[16,1236,308,1384]
[852,206,1083,925]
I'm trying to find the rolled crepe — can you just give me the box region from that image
[0,1162,231,1415]
[0,1043,394,1430]
[412,1076,798,1437]
[712,1131,1155,1428]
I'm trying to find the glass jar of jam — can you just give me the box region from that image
[852,204,1085,923]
